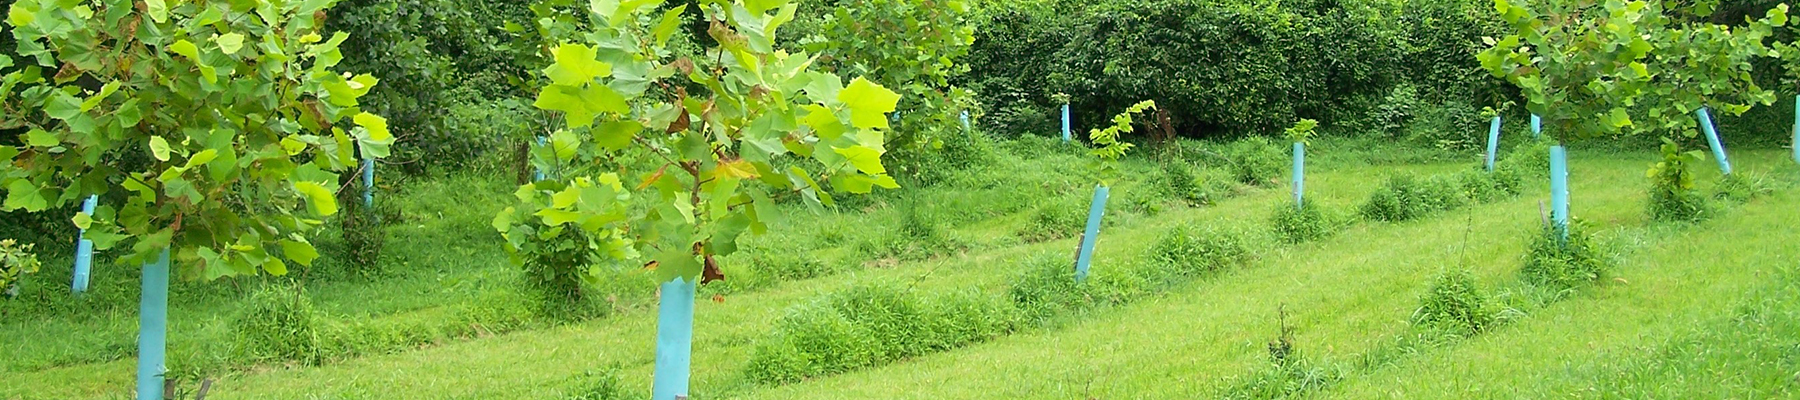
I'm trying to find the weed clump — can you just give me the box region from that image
[1221,306,1343,399]
[565,366,635,400]
[1017,198,1084,243]
[1713,172,1774,203]
[1359,173,1463,222]
[1005,253,1144,325]
[744,285,1014,384]
[233,286,326,365]
[1150,223,1251,277]
[1521,223,1608,293]
[1270,203,1332,244]
[1412,269,1496,335]
[1222,136,1285,186]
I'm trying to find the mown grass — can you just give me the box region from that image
[1,140,1792,399]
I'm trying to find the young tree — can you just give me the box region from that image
[1477,0,1787,236]
[490,0,901,397]
[2,1,388,396]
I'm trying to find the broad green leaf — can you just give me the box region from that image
[550,130,581,161]
[595,120,641,150]
[280,239,319,267]
[838,78,901,129]
[543,44,611,86]
[26,129,58,147]
[354,112,391,141]
[831,145,885,175]
[4,180,47,211]
[217,33,246,54]
[653,5,689,47]
[184,149,218,169]
[492,207,516,233]
[145,0,169,23]
[653,248,702,282]
[170,39,200,60]
[80,81,120,111]
[149,136,171,161]
[116,98,142,126]
[536,208,584,225]
[262,258,288,276]
[44,91,81,120]
[294,181,339,216]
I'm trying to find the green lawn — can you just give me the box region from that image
[3,145,1795,399]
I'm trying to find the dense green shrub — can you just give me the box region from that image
[744,284,1014,384]
[1412,268,1497,335]
[1360,174,1467,222]
[1270,203,1333,244]
[1455,169,1510,204]
[1149,224,1251,278]
[233,287,327,365]
[1222,136,1286,186]
[0,239,41,297]
[1521,223,1608,293]
[1017,197,1086,243]
[1006,253,1146,324]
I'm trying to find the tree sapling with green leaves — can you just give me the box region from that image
[489,0,903,398]
[1072,100,1152,281]
[2,0,391,396]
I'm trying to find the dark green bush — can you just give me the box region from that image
[1150,223,1251,278]
[233,286,326,365]
[744,284,1015,384]
[1521,223,1608,293]
[1270,203,1333,244]
[1412,268,1496,335]
[1005,253,1147,325]
[1455,169,1512,204]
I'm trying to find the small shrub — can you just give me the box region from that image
[1159,162,1209,205]
[1456,169,1510,203]
[566,367,635,400]
[1521,222,1608,292]
[1271,203,1332,244]
[1412,269,1496,335]
[1017,198,1084,243]
[1496,137,1552,180]
[234,286,326,364]
[0,239,41,297]
[1360,173,1465,222]
[1647,138,1710,222]
[1004,252,1150,327]
[1221,306,1343,400]
[1222,136,1284,186]
[337,198,386,276]
[1150,224,1251,277]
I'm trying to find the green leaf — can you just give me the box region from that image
[294,181,338,216]
[44,91,81,120]
[170,39,199,60]
[4,180,47,211]
[280,239,319,267]
[543,44,611,86]
[149,136,171,161]
[354,112,391,142]
[838,78,901,129]
[550,130,581,161]
[653,5,689,47]
[831,145,886,175]
[595,120,641,150]
[80,81,120,112]
[492,207,516,233]
[116,98,142,126]
[217,33,246,54]
[145,0,169,23]
[654,248,702,282]
[26,129,58,147]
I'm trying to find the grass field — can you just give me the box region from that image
[3,136,1796,399]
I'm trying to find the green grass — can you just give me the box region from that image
[2,139,1796,399]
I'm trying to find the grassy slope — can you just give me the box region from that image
[4,146,1794,399]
